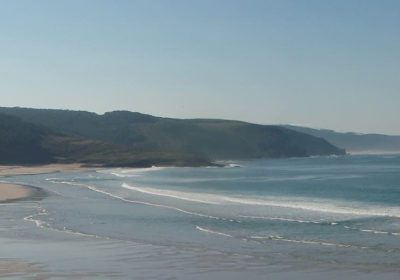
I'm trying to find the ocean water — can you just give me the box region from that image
[1,154,400,279]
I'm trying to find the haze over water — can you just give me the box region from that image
[1,154,400,279]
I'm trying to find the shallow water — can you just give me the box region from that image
[1,154,400,279]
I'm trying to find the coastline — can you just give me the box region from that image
[0,183,47,203]
[1,156,400,278]
[0,183,35,203]
[0,164,91,203]
[0,163,93,177]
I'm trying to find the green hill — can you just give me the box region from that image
[0,113,209,167]
[0,107,345,166]
[0,114,53,164]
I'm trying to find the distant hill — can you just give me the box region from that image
[0,107,345,166]
[283,125,400,154]
[0,113,209,167]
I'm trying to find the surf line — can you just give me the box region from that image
[121,183,220,205]
[239,215,324,224]
[343,226,400,236]
[248,235,364,249]
[195,226,233,238]
[48,180,232,222]
[120,183,400,219]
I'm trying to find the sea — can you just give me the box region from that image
[1,154,400,279]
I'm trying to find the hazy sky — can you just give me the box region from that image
[1,0,399,134]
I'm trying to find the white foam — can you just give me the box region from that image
[195,229,363,249]
[111,172,138,178]
[98,166,167,178]
[249,235,357,248]
[24,207,50,229]
[24,215,47,228]
[225,163,242,168]
[226,196,400,218]
[239,215,324,224]
[24,212,110,240]
[120,184,400,218]
[49,180,225,221]
[195,226,233,238]
[344,226,400,236]
[50,179,400,222]
[249,235,284,240]
[121,183,221,204]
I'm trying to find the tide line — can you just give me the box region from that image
[48,180,231,222]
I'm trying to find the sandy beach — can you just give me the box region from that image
[0,259,44,278]
[0,164,90,177]
[0,183,33,202]
[0,164,92,203]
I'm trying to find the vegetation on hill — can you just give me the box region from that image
[0,114,53,164]
[0,107,345,166]
[0,113,210,167]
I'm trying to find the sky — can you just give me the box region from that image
[1,0,399,134]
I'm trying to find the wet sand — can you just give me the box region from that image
[0,164,91,203]
[0,164,91,276]
[0,259,44,278]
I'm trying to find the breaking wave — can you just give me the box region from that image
[120,184,400,218]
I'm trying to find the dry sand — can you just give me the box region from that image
[0,183,32,202]
[0,163,90,177]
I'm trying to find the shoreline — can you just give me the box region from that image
[0,183,46,203]
[1,159,400,278]
[0,164,90,203]
[0,163,94,178]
